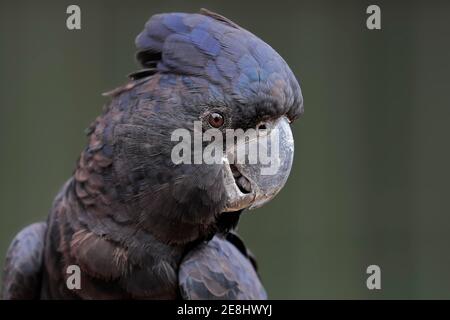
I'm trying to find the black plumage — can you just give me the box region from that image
[2,9,303,300]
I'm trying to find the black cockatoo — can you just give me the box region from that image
[2,9,303,299]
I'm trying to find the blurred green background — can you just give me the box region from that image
[1,0,450,299]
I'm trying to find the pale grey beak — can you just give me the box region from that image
[223,116,294,212]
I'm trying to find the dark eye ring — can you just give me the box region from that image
[208,112,225,128]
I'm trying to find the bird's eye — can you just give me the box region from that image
[208,112,225,128]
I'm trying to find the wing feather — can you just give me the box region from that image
[2,222,47,299]
[179,234,267,300]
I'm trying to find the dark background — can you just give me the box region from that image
[1,0,449,299]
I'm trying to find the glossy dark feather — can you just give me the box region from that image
[2,222,47,299]
[179,234,267,299]
[2,9,302,300]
